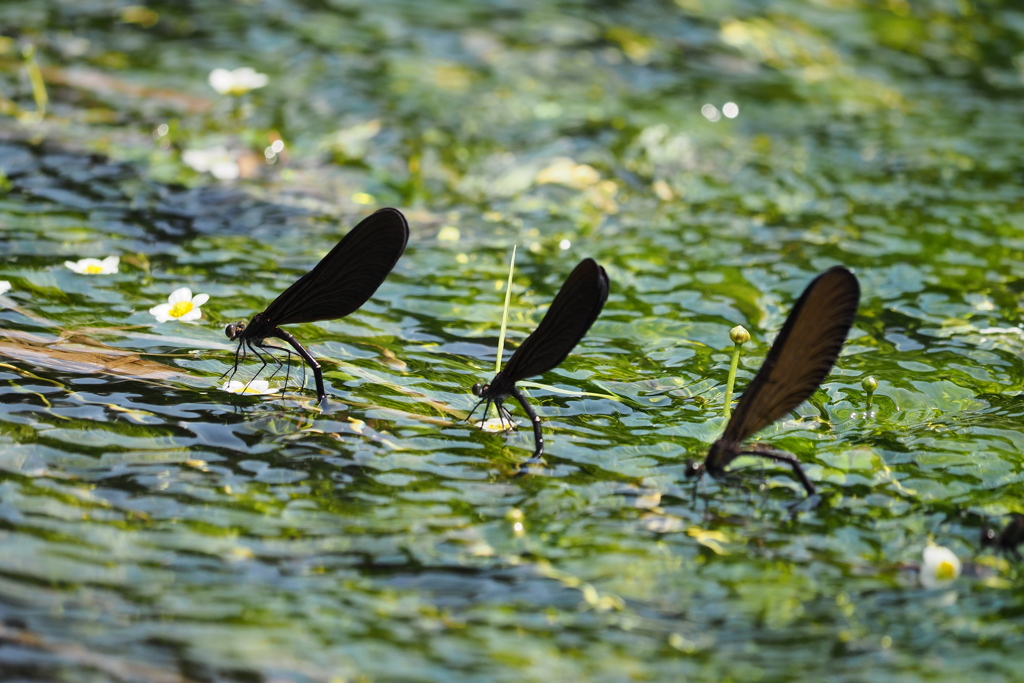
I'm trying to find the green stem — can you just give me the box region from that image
[723,343,741,421]
[486,245,517,420]
[862,376,877,414]
[495,244,516,376]
[23,44,47,121]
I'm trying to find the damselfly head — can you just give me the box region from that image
[225,321,246,340]
[472,383,488,397]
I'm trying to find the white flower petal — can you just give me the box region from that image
[64,256,119,274]
[182,149,211,172]
[476,417,519,433]
[208,67,268,96]
[65,258,96,273]
[184,146,239,179]
[149,303,174,323]
[232,67,268,90]
[222,379,279,395]
[150,288,211,323]
[168,287,193,304]
[210,160,240,180]
[0,281,12,296]
[920,543,961,589]
[208,68,234,93]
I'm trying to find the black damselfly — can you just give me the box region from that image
[686,266,860,496]
[225,207,408,404]
[469,257,609,459]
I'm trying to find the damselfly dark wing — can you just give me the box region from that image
[259,207,409,326]
[721,266,860,444]
[499,258,609,382]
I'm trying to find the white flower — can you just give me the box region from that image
[182,147,240,181]
[222,379,279,395]
[149,287,210,323]
[920,543,961,589]
[475,416,518,433]
[208,67,268,96]
[64,256,119,275]
[0,281,10,295]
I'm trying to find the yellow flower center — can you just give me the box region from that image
[168,301,194,318]
[935,560,957,581]
[84,264,104,274]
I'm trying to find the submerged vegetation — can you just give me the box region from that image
[1,0,1024,680]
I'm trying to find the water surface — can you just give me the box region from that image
[1,1,1023,680]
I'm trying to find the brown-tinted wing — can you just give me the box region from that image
[500,258,609,382]
[721,266,860,444]
[260,208,409,326]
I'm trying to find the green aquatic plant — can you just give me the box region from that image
[722,324,749,421]
[494,244,517,378]
[476,244,528,423]
[862,375,877,413]
[22,44,47,121]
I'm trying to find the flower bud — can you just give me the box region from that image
[729,325,750,345]
[862,376,877,393]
